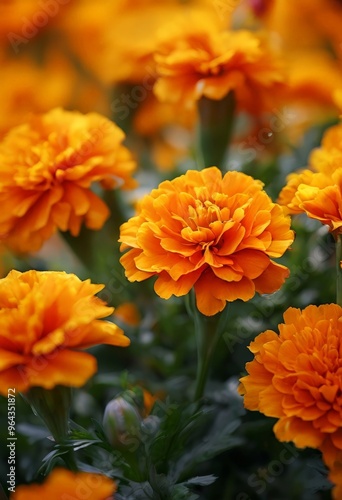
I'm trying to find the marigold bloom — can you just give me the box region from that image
[0,1,41,44]
[59,0,222,84]
[279,51,342,141]
[113,302,141,327]
[12,468,116,500]
[154,29,286,113]
[239,303,342,497]
[0,270,129,395]
[0,55,74,139]
[258,0,342,56]
[120,167,293,316]
[0,108,137,253]
[278,123,342,233]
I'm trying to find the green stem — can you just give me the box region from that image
[193,300,207,402]
[197,91,236,171]
[62,226,95,273]
[59,445,79,472]
[24,386,78,471]
[336,233,342,306]
[61,189,128,281]
[187,292,230,401]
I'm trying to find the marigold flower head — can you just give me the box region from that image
[259,0,342,55]
[239,303,342,498]
[60,0,222,85]
[0,1,42,44]
[119,167,293,316]
[0,107,137,253]
[154,29,286,113]
[0,55,75,139]
[113,302,141,327]
[278,51,342,142]
[12,468,116,500]
[0,270,130,395]
[278,123,342,234]
[284,51,342,110]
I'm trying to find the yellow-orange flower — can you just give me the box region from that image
[278,123,342,233]
[119,167,293,316]
[0,1,42,44]
[0,270,130,395]
[257,0,342,56]
[12,468,116,500]
[0,108,137,253]
[278,51,342,142]
[113,302,141,327]
[0,55,74,139]
[59,0,223,85]
[154,29,286,113]
[239,303,342,493]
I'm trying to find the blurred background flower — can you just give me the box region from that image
[12,467,116,500]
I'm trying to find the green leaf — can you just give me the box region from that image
[183,475,217,487]
[171,408,242,480]
[171,484,199,500]
[37,448,71,476]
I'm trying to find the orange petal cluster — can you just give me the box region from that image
[239,304,342,499]
[12,468,116,500]
[0,108,137,253]
[119,167,293,316]
[0,55,74,139]
[0,270,130,395]
[59,0,223,85]
[154,29,286,113]
[278,123,342,234]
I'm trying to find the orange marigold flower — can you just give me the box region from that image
[278,123,342,233]
[113,302,141,327]
[119,167,293,316]
[0,108,137,253]
[0,55,73,139]
[0,270,130,395]
[142,388,158,416]
[59,0,223,85]
[12,468,116,500]
[154,29,286,113]
[239,303,342,497]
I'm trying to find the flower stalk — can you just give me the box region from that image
[24,385,78,471]
[197,91,236,170]
[187,291,230,402]
[336,233,342,307]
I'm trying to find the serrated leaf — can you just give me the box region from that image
[183,475,217,487]
[71,439,102,452]
[116,481,154,500]
[171,484,199,500]
[171,409,242,480]
[90,418,113,446]
[37,448,70,476]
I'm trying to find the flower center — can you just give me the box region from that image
[187,199,223,230]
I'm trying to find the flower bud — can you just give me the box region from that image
[103,395,142,450]
[141,415,160,439]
